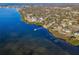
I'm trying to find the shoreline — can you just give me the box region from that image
[18,8,79,46]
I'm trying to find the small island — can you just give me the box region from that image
[18,6,79,46]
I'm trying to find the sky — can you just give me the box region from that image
[27,0,79,3]
[0,0,79,3]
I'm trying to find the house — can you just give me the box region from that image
[74,32,79,36]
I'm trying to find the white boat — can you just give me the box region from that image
[33,27,42,31]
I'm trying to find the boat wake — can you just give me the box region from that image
[33,27,43,31]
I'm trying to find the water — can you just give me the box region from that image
[0,8,79,54]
